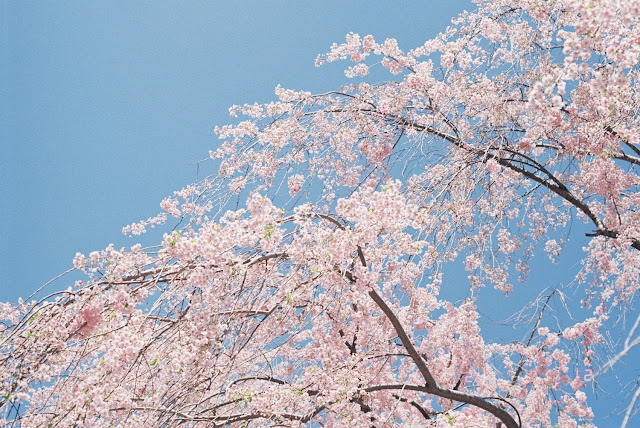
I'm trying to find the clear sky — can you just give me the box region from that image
[0,1,632,425]
[1,1,464,303]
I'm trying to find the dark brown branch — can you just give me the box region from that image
[338,329,358,355]
[346,236,520,427]
[386,112,640,252]
[391,393,434,420]
[366,289,519,428]
[613,152,640,166]
[605,125,640,158]
[366,288,437,388]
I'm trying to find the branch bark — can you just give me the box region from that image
[367,287,520,428]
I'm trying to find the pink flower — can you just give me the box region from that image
[73,252,87,270]
[72,302,102,338]
[487,159,501,174]
[288,174,305,197]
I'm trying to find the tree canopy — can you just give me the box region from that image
[3,0,640,426]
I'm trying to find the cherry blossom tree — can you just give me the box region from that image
[3,0,640,426]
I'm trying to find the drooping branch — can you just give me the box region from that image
[596,311,640,377]
[509,291,556,390]
[331,221,522,427]
[366,286,520,428]
[365,288,438,388]
[384,111,640,251]
[622,385,640,428]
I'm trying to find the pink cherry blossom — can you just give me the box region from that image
[287,174,305,197]
[4,1,640,426]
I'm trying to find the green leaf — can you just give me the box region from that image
[150,358,158,366]
[169,231,182,248]
[446,414,455,426]
[264,224,274,239]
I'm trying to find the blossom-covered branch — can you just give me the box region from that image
[4,0,640,426]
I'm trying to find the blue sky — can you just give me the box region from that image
[1,1,464,303]
[1,1,633,425]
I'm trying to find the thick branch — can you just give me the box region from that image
[366,288,437,388]
[345,236,520,427]
[386,112,640,251]
[366,288,520,428]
